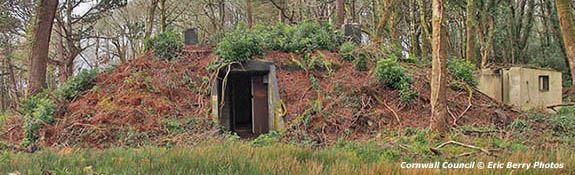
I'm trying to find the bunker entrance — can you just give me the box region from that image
[216,64,272,137]
[212,60,284,137]
[228,73,256,136]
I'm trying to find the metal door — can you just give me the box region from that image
[251,75,269,134]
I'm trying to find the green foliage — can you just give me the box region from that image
[20,93,56,147]
[375,59,406,89]
[290,52,337,74]
[335,139,400,162]
[55,69,98,100]
[398,81,418,102]
[20,69,99,147]
[549,114,575,137]
[448,57,478,87]
[251,131,281,147]
[144,32,184,60]
[215,22,344,61]
[265,21,342,53]
[215,24,263,62]
[508,119,528,131]
[375,58,417,102]
[338,41,356,61]
[165,120,183,133]
[353,52,368,72]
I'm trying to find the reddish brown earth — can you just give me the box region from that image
[0,48,517,148]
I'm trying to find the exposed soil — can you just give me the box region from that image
[262,51,517,144]
[0,48,518,148]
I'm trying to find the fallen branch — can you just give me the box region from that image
[383,100,401,127]
[547,103,575,112]
[454,84,473,125]
[430,140,492,156]
[461,129,504,135]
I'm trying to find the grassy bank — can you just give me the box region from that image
[1,139,574,175]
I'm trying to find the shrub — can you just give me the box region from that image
[215,25,263,62]
[251,131,281,147]
[353,52,368,71]
[375,58,418,102]
[144,32,184,60]
[448,57,477,87]
[20,93,56,147]
[339,41,356,61]
[55,69,98,100]
[216,21,344,60]
[398,80,418,102]
[549,115,575,137]
[375,58,407,89]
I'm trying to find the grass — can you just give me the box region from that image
[1,109,574,174]
[0,138,574,175]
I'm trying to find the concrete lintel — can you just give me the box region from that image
[229,60,273,72]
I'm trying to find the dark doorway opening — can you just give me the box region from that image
[221,71,269,138]
[228,73,253,136]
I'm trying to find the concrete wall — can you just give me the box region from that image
[477,69,503,102]
[477,67,562,112]
[506,67,562,111]
[267,65,285,131]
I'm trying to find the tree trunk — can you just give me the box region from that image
[27,0,58,96]
[145,0,158,39]
[246,0,253,28]
[159,0,167,33]
[555,0,575,87]
[430,0,449,133]
[336,0,345,29]
[465,0,477,63]
[419,0,431,60]
[409,0,420,57]
[6,48,20,105]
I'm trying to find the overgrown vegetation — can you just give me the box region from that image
[54,69,98,101]
[215,21,344,62]
[447,57,478,88]
[144,32,184,60]
[353,52,368,71]
[338,41,356,61]
[19,69,98,147]
[215,24,263,62]
[375,58,418,102]
[1,136,574,174]
[20,93,56,147]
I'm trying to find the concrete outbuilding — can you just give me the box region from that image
[477,66,562,111]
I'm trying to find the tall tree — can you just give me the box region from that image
[159,0,167,32]
[27,0,58,96]
[465,0,477,63]
[430,0,449,133]
[247,0,253,28]
[336,0,345,29]
[145,0,158,39]
[555,0,575,87]
[419,0,431,60]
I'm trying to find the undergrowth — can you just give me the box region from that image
[215,21,343,62]
[447,57,477,88]
[19,69,98,147]
[144,32,184,60]
[375,58,418,102]
[2,134,574,175]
